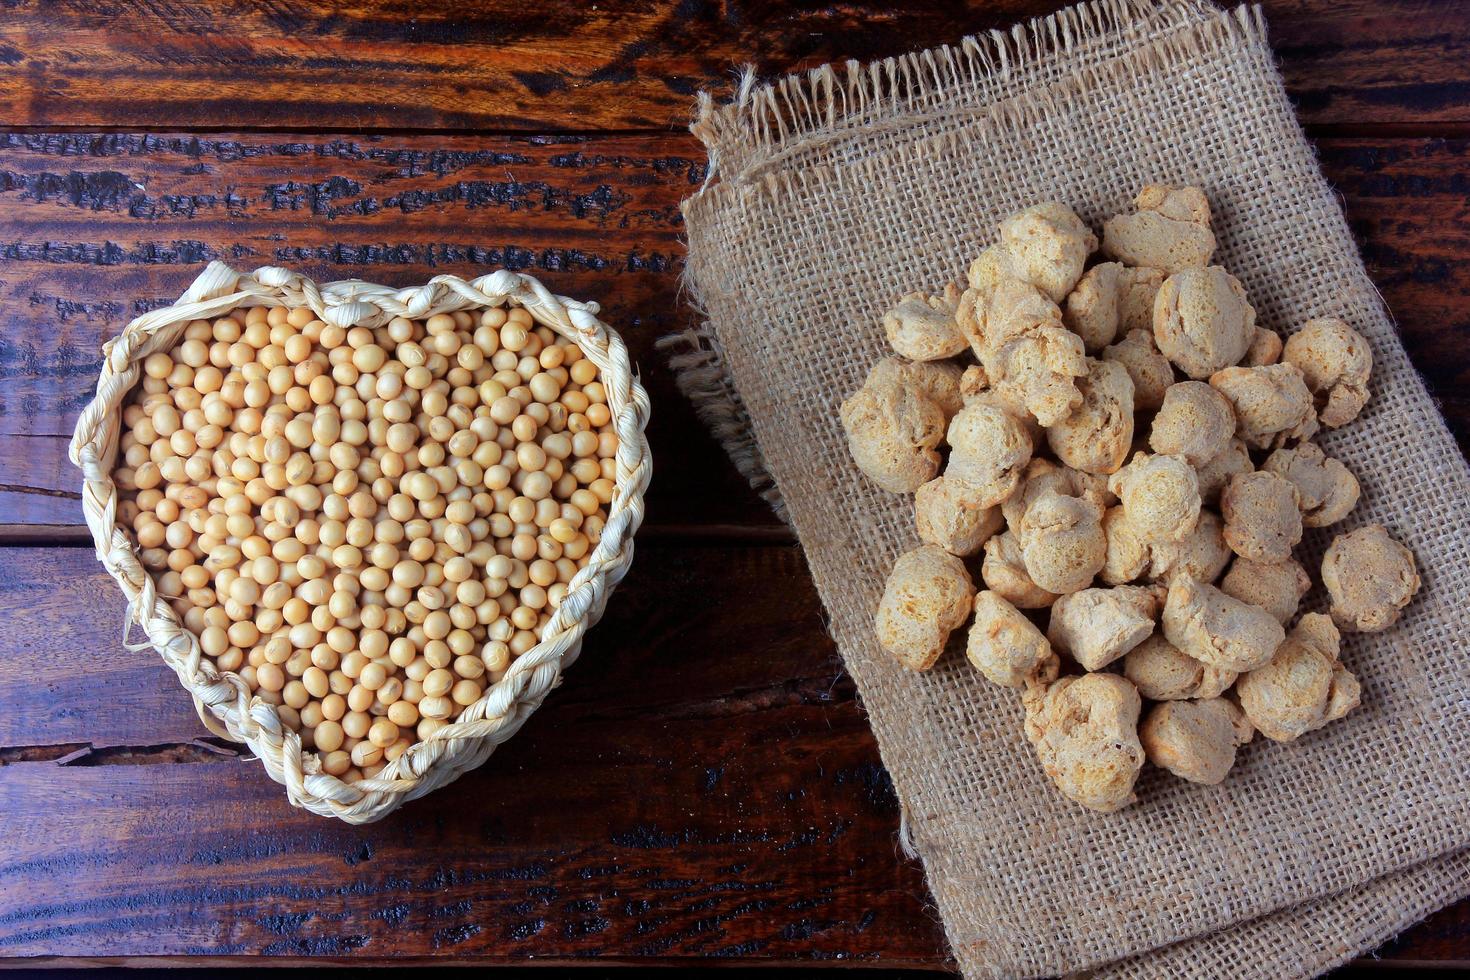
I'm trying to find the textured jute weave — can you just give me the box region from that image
[670,1,1470,976]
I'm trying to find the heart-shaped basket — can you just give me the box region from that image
[69,262,651,822]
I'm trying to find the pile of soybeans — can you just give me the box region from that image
[113,302,620,784]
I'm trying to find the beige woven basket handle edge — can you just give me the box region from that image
[71,261,653,823]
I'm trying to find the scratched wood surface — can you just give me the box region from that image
[0,546,947,962]
[0,133,1466,536]
[1,1,1468,131]
[0,0,1467,972]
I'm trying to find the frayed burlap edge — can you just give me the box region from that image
[692,0,1219,184]
[668,0,1469,976]
[663,1,1257,522]
[654,327,787,523]
[1089,849,1470,979]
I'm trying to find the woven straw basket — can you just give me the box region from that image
[68,262,651,823]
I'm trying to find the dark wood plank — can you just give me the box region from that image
[0,129,780,534]
[0,545,216,748]
[2,544,1467,968]
[0,2,1465,132]
[0,759,939,964]
[3,132,1469,535]
[1319,138,1470,402]
[0,544,945,964]
[1269,0,1470,132]
[0,542,847,753]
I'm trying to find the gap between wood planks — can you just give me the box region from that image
[2,122,1469,140]
[6,959,953,972]
[0,737,248,767]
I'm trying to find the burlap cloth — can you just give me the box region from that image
[667,1,1470,976]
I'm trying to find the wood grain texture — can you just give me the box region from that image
[1,132,1468,534]
[0,0,1467,969]
[0,545,945,964]
[0,132,1464,537]
[0,130,779,534]
[0,2,1467,132]
[1,542,1466,968]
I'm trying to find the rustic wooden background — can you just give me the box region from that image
[0,0,1466,971]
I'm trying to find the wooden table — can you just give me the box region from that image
[0,1,1465,972]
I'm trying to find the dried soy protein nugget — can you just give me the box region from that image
[1101,504,1150,585]
[1153,266,1255,379]
[1108,451,1201,544]
[982,529,1060,609]
[943,402,1033,508]
[870,356,966,421]
[1046,584,1160,671]
[1261,441,1359,528]
[1149,380,1236,467]
[1242,326,1284,367]
[996,201,1098,303]
[1146,508,1232,586]
[961,275,1063,363]
[1162,574,1285,673]
[966,243,1015,298]
[1002,458,1111,534]
[883,284,967,362]
[1220,470,1303,563]
[994,324,1090,428]
[952,365,1046,443]
[1101,327,1174,411]
[959,364,1044,444]
[839,358,946,492]
[1045,357,1135,475]
[1018,490,1107,595]
[1117,266,1167,333]
[1220,556,1311,625]
[1209,362,1319,449]
[1237,613,1360,742]
[876,545,975,670]
[1064,262,1123,352]
[964,278,1087,427]
[914,476,1004,557]
[1103,184,1217,274]
[1282,317,1372,427]
[967,590,1057,688]
[1063,261,1128,352]
[1140,697,1253,785]
[1123,633,1236,701]
[1023,672,1145,812]
[1002,458,1073,530]
[1321,524,1420,633]
[1193,437,1254,506]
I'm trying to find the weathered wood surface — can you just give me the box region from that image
[0,0,1467,971]
[0,545,948,963]
[2,543,1468,968]
[0,132,1467,536]
[0,130,774,534]
[0,1,1467,132]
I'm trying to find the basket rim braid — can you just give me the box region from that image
[68,261,652,823]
